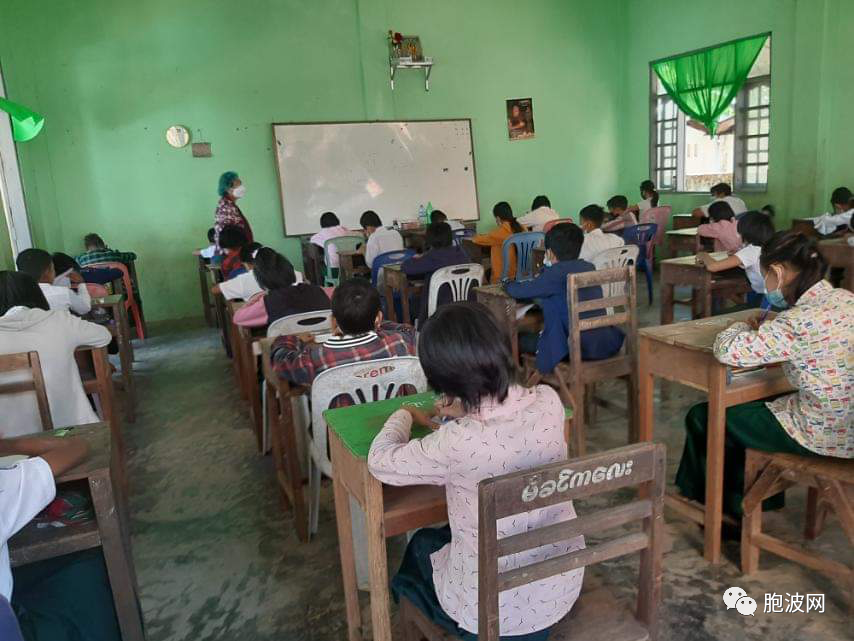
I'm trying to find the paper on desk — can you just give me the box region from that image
[515,303,536,321]
[811,211,852,235]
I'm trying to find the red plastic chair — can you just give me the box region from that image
[88,261,145,340]
[640,205,672,262]
[542,217,575,232]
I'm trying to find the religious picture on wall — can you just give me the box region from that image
[506,98,535,140]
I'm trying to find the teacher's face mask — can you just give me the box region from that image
[232,184,247,199]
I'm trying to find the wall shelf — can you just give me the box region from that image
[389,58,433,91]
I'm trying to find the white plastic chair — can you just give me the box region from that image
[592,245,639,311]
[426,263,485,317]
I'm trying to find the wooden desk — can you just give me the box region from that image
[666,227,700,257]
[383,264,423,325]
[790,217,818,238]
[300,237,325,285]
[461,238,492,273]
[818,237,854,291]
[672,213,697,230]
[637,311,796,564]
[226,301,247,400]
[339,250,369,282]
[230,305,266,451]
[208,265,231,356]
[474,284,521,362]
[91,294,136,423]
[197,255,216,326]
[659,253,753,324]
[326,392,448,641]
[8,423,144,641]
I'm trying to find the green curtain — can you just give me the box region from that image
[652,33,768,136]
[0,97,44,142]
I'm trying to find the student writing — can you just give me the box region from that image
[16,249,91,316]
[690,182,747,220]
[697,201,742,253]
[628,180,660,216]
[472,201,523,283]
[601,195,638,233]
[517,195,560,231]
[578,204,625,262]
[309,212,353,269]
[358,210,403,269]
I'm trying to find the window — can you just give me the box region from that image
[649,37,771,192]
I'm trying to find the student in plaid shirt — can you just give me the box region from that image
[272,277,415,386]
[75,233,137,268]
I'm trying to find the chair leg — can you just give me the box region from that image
[645,265,654,305]
[309,457,322,536]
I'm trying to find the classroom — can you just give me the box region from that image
[0,0,851,640]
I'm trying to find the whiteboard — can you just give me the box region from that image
[272,120,479,236]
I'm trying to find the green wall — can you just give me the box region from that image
[617,0,854,223]
[0,0,623,322]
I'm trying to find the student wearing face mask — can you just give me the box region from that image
[577,204,625,262]
[677,232,854,518]
[214,170,254,248]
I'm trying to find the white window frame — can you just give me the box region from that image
[0,65,33,257]
[734,76,771,192]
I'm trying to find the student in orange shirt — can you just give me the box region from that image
[472,202,523,283]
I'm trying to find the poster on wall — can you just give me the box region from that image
[506,98,535,140]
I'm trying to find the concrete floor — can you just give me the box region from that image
[125,296,851,641]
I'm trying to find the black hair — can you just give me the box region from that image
[84,233,106,250]
[52,252,81,275]
[639,180,659,207]
[708,200,735,222]
[760,232,828,305]
[544,222,584,261]
[760,204,775,218]
[737,211,775,246]
[16,248,54,281]
[425,222,453,250]
[578,204,606,227]
[0,271,50,315]
[218,225,247,250]
[531,195,551,210]
[252,248,296,290]
[331,278,381,334]
[359,210,382,229]
[710,182,732,197]
[492,201,523,233]
[207,227,216,243]
[240,242,263,264]
[606,195,628,210]
[320,212,340,228]
[418,302,517,412]
[830,186,852,206]
[429,210,448,224]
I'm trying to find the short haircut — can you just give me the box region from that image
[531,195,550,210]
[760,204,775,218]
[331,278,381,334]
[418,302,517,412]
[579,204,606,227]
[16,248,54,280]
[218,225,247,250]
[710,182,732,196]
[320,212,340,228]
[708,200,735,222]
[218,171,239,197]
[52,252,81,276]
[737,211,775,246]
[425,222,453,250]
[84,233,106,250]
[252,248,296,290]
[429,209,448,224]
[830,186,852,205]
[359,210,382,229]
[207,227,216,243]
[0,271,50,315]
[606,195,628,210]
[240,242,263,264]
[545,222,584,261]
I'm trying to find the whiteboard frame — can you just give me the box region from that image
[270,118,480,237]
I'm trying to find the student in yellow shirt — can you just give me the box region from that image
[472,202,523,283]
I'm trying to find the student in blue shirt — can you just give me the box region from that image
[504,223,624,374]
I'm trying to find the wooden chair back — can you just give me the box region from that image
[478,442,665,641]
[0,351,53,431]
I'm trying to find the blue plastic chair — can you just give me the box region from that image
[453,228,475,249]
[370,249,416,286]
[500,231,545,281]
[622,223,658,304]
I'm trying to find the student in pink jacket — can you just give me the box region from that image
[698,201,742,253]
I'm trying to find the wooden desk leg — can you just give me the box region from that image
[199,263,214,327]
[332,468,362,641]
[364,472,392,641]
[117,307,135,424]
[660,280,675,325]
[384,283,398,323]
[400,282,412,325]
[637,337,654,442]
[704,365,728,564]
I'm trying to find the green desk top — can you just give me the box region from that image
[324,391,573,460]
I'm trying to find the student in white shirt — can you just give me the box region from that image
[811,186,853,235]
[310,212,355,268]
[358,210,403,268]
[430,209,464,231]
[691,182,747,220]
[0,271,111,437]
[16,249,91,315]
[517,195,560,231]
[578,204,625,262]
[193,228,218,260]
[628,180,660,216]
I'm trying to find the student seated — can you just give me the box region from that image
[697,211,775,305]
[358,210,403,269]
[472,201,523,283]
[53,253,109,299]
[677,232,854,517]
[232,248,329,328]
[368,302,584,639]
[401,222,470,325]
[194,228,217,260]
[812,186,853,235]
[518,195,560,231]
[217,225,248,279]
[310,211,353,269]
[0,432,122,641]
[0,271,111,437]
[16,249,91,315]
[429,209,464,231]
[628,180,660,216]
[690,182,747,220]
[212,242,263,301]
[698,201,742,253]
[601,195,638,232]
[505,224,625,374]
[75,233,137,268]
[578,204,625,262]
[271,277,415,388]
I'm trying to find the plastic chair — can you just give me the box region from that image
[622,223,658,304]
[87,261,145,340]
[500,231,545,281]
[639,206,672,262]
[370,249,416,286]
[323,236,363,287]
[592,245,639,304]
[452,227,475,248]
[426,263,485,317]
[542,217,575,232]
[0,596,24,641]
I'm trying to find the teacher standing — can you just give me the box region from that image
[214,171,254,246]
